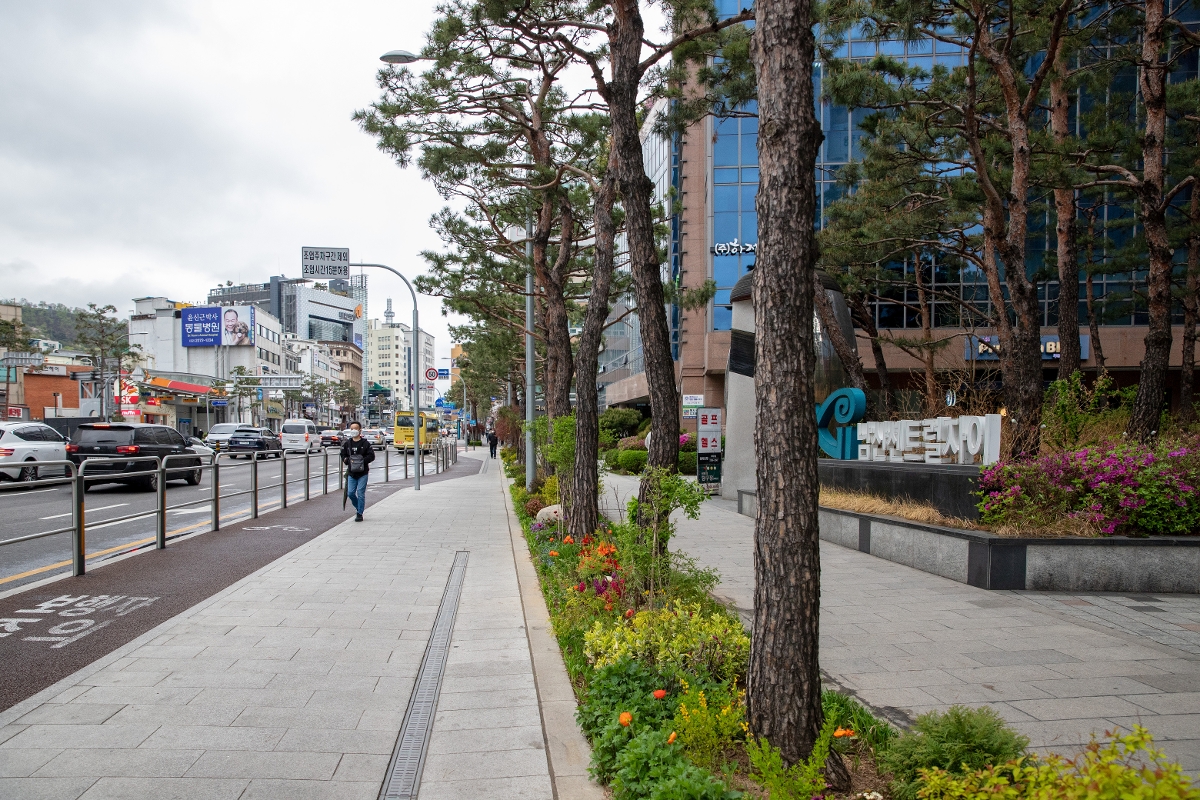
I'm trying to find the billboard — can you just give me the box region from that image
[181,306,255,347]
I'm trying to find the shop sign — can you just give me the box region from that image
[710,239,756,255]
[964,334,1090,362]
[857,415,1002,465]
[697,453,722,486]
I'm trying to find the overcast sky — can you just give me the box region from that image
[0,1,465,369]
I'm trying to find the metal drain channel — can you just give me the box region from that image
[379,550,470,800]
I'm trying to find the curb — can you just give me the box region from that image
[499,463,605,800]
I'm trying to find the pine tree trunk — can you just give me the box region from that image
[1084,211,1107,372]
[1128,0,1172,441]
[1050,71,1082,379]
[748,1,848,790]
[1181,185,1199,423]
[813,275,867,393]
[608,0,681,507]
[570,172,618,540]
[915,259,940,415]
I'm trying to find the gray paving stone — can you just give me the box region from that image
[76,777,247,800]
[0,777,97,800]
[183,750,341,780]
[2,726,158,750]
[273,728,396,755]
[418,774,554,800]
[0,748,62,778]
[15,705,125,726]
[138,725,286,752]
[33,749,203,778]
[237,779,379,800]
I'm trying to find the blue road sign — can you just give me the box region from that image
[210,400,228,407]
[435,398,444,408]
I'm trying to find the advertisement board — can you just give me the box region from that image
[182,306,255,347]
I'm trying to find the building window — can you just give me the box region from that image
[712,104,758,331]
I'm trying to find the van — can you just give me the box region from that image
[280,419,320,453]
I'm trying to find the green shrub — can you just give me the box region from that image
[603,448,622,470]
[600,430,618,450]
[746,717,836,800]
[601,407,644,440]
[673,678,745,771]
[678,451,698,475]
[542,474,560,505]
[917,726,1199,800]
[584,601,750,684]
[578,660,676,739]
[637,416,653,435]
[618,449,649,474]
[822,688,897,755]
[611,728,739,800]
[880,706,1029,800]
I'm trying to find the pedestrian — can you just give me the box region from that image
[341,421,375,522]
[488,430,498,459]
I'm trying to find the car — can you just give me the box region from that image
[66,422,204,491]
[187,437,215,457]
[280,419,320,453]
[203,422,243,453]
[383,429,395,446]
[0,422,68,483]
[320,429,342,448]
[225,427,283,459]
[360,428,386,449]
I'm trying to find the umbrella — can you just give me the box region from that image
[342,471,349,511]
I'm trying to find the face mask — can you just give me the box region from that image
[352,429,362,439]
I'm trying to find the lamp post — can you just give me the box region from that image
[350,263,422,491]
[525,214,535,491]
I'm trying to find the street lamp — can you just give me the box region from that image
[351,262,423,491]
[380,49,419,64]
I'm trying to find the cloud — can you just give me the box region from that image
[0,0,462,362]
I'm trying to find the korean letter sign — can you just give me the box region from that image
[302,247,350,278]
[181,307,222,347]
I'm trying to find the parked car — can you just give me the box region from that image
[66,422,203,491]
[360,428,386,449]
[0,422,68,483]
[226,427,283,459]
[203,422,243,452]
[320,429,342,448]
[280,419,320,453]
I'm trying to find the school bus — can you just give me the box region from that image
[394,411,439,453]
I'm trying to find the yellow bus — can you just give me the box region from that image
[394,412,439,453]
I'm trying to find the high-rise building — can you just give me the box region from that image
[365,307,435,413]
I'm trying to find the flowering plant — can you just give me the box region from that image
[978,436,1200,535]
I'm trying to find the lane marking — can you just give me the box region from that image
[40,503,129,521]
[0,487,63,499]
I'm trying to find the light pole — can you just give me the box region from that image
[525,214,535,491]
[351,263,422,491]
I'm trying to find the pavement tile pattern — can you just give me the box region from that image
[0,452,554,800]
[602,474,1200,774]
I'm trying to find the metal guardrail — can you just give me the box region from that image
[0,440,465,581]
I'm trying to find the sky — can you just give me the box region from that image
[0,1,464,369]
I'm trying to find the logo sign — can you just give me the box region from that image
[438,368,450,379]
[424,367,438,382]
[697,408,722,431]
[6,407,23,419]
[120,409,140,417]
[857,415,1002,465]
[210,399,228,407]
[965,334,1090,362]
[301,247,350,278]
[182,306,256,347]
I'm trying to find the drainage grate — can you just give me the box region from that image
[379,550,470,800]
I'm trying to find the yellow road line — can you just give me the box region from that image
[0,499,291,586]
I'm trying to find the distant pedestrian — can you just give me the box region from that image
[341,421,375,521]
[488,431,498,459]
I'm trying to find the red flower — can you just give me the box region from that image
[625,609,634,619]
[619,711,632,727]
[653,689,667,700]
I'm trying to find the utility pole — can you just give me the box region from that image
[525,212,535,491]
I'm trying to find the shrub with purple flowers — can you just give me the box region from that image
[978,435,1200,535]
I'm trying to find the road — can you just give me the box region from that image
[0,446,439,593]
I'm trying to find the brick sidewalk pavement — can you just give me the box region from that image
[0,453,560,799]
[602,473,1200,773]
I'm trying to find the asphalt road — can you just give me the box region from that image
[0,446,441,593]
[0,448,482,711]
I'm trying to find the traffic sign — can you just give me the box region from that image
[435,398,444,408]
[210,399,228,407]
[257,375,305,390]
[424,367,438,382]
[301,247,350,278]
[438,368,450,379]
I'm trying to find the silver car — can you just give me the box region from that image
[0,422,68,482]
[203,422,242,453]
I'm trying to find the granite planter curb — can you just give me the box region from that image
[737,490,1200,593]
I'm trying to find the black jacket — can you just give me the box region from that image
[340,436,376,476]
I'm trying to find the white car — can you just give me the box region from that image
[203,422,243,453]
[280,419,320,453]
[0,422,68,483]
[361,428,386,449]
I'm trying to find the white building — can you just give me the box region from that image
[365,303,436,413]
[284,337,345,425]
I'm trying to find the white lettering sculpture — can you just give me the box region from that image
[856,415,1002,465]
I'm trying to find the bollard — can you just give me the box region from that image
[250,453,259,518]
[384,444,389,483]
[156,458,167,549]
[211,458,221,532]
[404,446,409,480]
[72,466,86,576]
[304,450,311,501]
[322,448,329,495]
[338,454,344,491]
[280,453,288,509]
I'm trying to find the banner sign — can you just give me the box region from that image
[301,247,350,278]
[182,306,255,347]
[857,414,1002,465]
[965,334,1090,362]
[697,453,722,485]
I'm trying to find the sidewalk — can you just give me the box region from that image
[601,472,1200,773]
[0,453,573,799]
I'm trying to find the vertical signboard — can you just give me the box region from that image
[697,407,722,490]
[682,393,704,420]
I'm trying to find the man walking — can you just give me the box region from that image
[488,430,498,459]
[341,421,375,521]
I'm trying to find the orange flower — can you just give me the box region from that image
[667,731,677,745]
[548,551,559,557]
[563,535,575,544]
[605,603,614,611]
[653,689,667,700]
[619,712,632,727]
[833,727,855,738]
[625,609,634,619]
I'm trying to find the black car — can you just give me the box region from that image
[226,427,284,459]
[67,423,204,491]
[319,429,342,447]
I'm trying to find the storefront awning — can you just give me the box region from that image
[136,370,216,396]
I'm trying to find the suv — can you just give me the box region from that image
[67,423,204,491]
[0,422,68,483]
[203,422,243,453]
[280,419,320,453]
[361,428,386,449]
[226,427,283,459]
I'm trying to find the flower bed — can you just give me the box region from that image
[978,436,1200,536]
